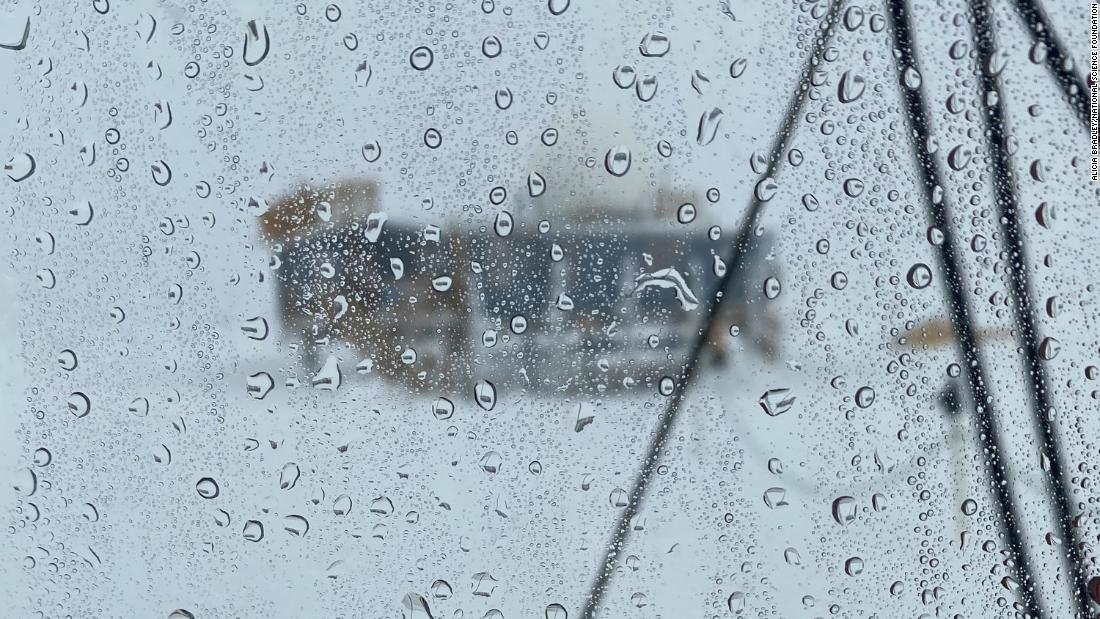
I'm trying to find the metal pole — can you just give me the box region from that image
[884,0,1047,616]
[577,2,845,616]
[969,0,1091,615]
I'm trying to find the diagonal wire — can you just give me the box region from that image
[969,0,1091,615]
[1007,0,1093,129]
[577,2,845,616]
[884,0,1048,616]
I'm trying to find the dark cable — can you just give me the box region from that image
[1008,0,1093,130]
[969,0,1091,615]
[884,0,1048,616]
[578,2,845,616]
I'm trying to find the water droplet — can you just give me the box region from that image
[475,380,497,411]
[843,6,865,30]
[947,145,972,170]
[479,451,502,474]
[906,263,933,289]
[759,388,794,416]
[842,178,864,197]
[361,141,382,162]
[754,177,778,201]
[432,398,454,420]
[246,372,274,399]
[279,462,300,490]
[69,200,94,225]
[638,32,670,57]
[547,0,570,15]
[612,64,636,88]
[528,171,546,197]
[763,276,781,299]
[0,14,30,51]
[832,496,857,526]
[389,257,405,280]
[691,70,711,94]
[423,128,442,149]
[1035,202,1056,228]
[471,571,500,596]
[632,267,699,311]
[713,255,727,277]
[1029,159,1045,182]
[242,519,264,542]
[697,107,723,145]
[431,579,454,599]
[729,58,747,78]
[658,376,675,396]
[901,66,922,89]
[32,448,51,467]
[354,61,371,87]
[57,348,77,371]
[494,87,513,110]
[482,329,498,347]
[676,203,696,224]
[961,498,978,516]
[837,71,865,103]
[609,487,630,508]
[482,35,502,58]
[1038,337,1061,361]
[410,46,434,70]
[369,495,394,515]
[282,514,308,537]
[763,487,788,508]
[604,145,631,176]
[550,243,565,262]
[241,316,269,340]
[128,397,149,417]
[333,494,352,515]
[844,556,864,576]
[494,211,514,237]
[4,153,36,182]
[855,386,875,408]
[509,315,528,334]
[428,275,451,293]
[34,230,54,255]
[12,468,36,496]
[402,593,434,618]
[67,391,91,417]
[635,75,658,101]
[242,20,271,66]
[196,477,220,499]
[363,212,387,242]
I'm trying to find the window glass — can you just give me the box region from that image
[1,1,1096,617]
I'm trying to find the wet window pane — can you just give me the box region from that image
[2,1,1098,617]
